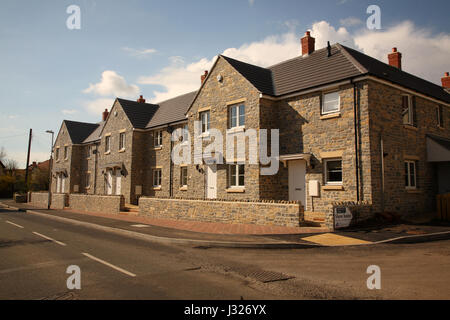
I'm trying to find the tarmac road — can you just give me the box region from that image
[1,207,449,300]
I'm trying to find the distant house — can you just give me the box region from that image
[50,32,450,221]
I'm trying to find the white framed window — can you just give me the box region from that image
[229,104,245,128]
[321,91,340,115]
[87,145,91,158]
[324,158,343,185]
[154,130,163,147]
[180,166,188,187]
[105,136,111,153]
[153,168,162,187]
[200,111,210,134]
[405,160,417,189]
[402,95,414,125]
[64,146,69,160]
[119,132,125,150]
[228,164,245,187]
[437,105,444,128]
[55,148,59,161]
[182,124,189,143]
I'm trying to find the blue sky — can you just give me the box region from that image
[1,0,449,167]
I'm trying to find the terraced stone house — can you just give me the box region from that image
[51,32,450,222]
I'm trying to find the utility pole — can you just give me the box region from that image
[46,130,54,210]
[24,128,32,192]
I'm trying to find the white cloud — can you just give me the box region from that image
[83,70,140,98]
[353,21,450,84]
[62,109,77,115]
[340,17,363,27]
[83,98,115,116]
[122,47,157,58]
[137,20,450,102]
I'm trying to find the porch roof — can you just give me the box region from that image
[279,153,312,167]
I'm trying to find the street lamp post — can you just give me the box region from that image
[46,130,54,210]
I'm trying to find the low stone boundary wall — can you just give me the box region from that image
[51,193,69,209]
[69,194,125,214]
[28,192,49,208]
[139,197,304,227]
[14,193,27,203]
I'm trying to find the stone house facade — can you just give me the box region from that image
[51,32,450,220]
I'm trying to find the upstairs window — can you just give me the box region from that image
[322,91,340,115]
[119,132,125,150]
[229,104,245,128]
[200,111,210,134]
[105,136,111,153]
[437,105,444,128]
[324,159,343,185]
[64,146,68,160]
[405,160,417,189]
[402,95,416,126]
[55,148,59,161]
[182,124,189,143]
[87,145,91,158]
[154,130,163,147]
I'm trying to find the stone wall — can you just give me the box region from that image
[51,193,69,209]
[139,197,304,227]
[69,194,125,214]
[28,192,49,208]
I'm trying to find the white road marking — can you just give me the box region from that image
[82,252,136,277]
[130,224,149,228]
[6,220,24,229]
[32,231,67,246]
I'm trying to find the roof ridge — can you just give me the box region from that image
[64,119,98,126]
[267,45,334,69]
[154,90,197,105]
[220,54,270,71]
[335,43,368,74]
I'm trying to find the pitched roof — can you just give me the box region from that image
[221,44,450,103]
[64,120,100,144]
[116,98,159,129]
[146,91,197,128]
[83,121,104,143]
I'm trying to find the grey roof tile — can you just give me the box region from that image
[117,98,159,129]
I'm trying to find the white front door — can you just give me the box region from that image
[288,160,306,206]
[61,175,66,193]
[115,169,122,195]
[106,170,113,195]
[206,164,217,199]
[56,174,60,193]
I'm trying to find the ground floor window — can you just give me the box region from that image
[405,160,417,189]
[324,158,342,185]
[153,168,162,187]
[180,166,187,187]
[86,172,91,188]
[228,164,244,187]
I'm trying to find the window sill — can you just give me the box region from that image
[322,185,344,191]
[406,188,422,193]
[227,126,245,134]
[86,157,91,160]
[320,112,341,120]
[104,151,111,155]
[226,187,245,193]
[200,132,210,138]
[152,186,162,191]
[118,149,126,153]
[403,124,418,131]
[153,146,162,151]
[179,186,187,191]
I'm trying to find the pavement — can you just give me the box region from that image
[1,199,450,249]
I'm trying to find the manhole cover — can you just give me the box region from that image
[227,266,294,283]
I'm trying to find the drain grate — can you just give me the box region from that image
[40,291,78,300]
[226,266,294,283]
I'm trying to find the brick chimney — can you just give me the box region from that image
[388,47,402,70]
[301,31,315,56]
[102,108,109,121]
[137,95,146,103]
[201,70,208,84]
[441,72,450,89]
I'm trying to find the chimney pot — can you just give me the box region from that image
[137,95,146,103]
[102,108,109,121]
[388,47,402,70]
[301,31,315,56]
[201,70,208,84]
[442,72,450,88]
